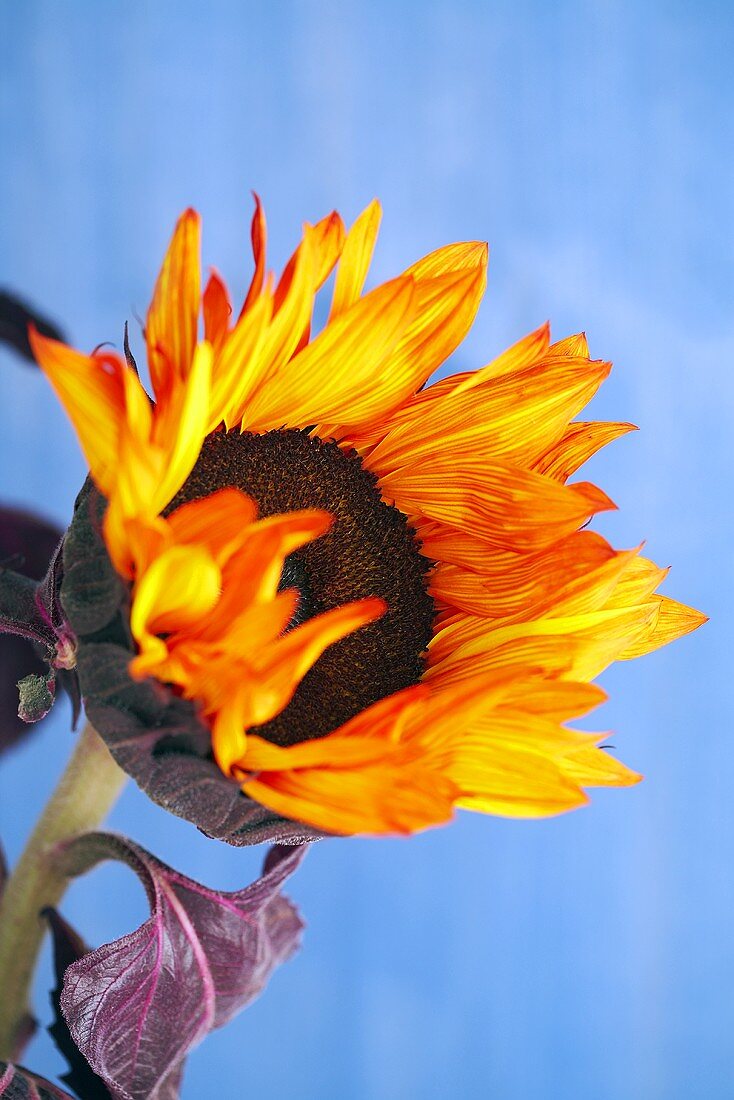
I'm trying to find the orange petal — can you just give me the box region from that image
[455,322,552,386]
[603,555,669,608]
[242,192,267,314]
[211,596,387,774]
[380,456,615,552]
[146,208,201,398]
[235,228,317,414]
[241,597,386,726]
[549,332,590,357]
[239,687,458,834]
[274,211,345,313]
[202,268,232,350]
[535,421,637,482]
[343,322,552,454]
[428,531,618,617]
[497,679,608,722]
[242,757,456,836]
[374,258,487,403]
[203,510,333,631]
[167,488,259,561]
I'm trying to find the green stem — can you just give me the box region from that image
[0,720,126,1060]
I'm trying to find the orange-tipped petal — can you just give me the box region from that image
[618,596,708,659]
[560,744,642,788]
[404,240,488,280]
[368,356,612,475]
[29,330,127,495]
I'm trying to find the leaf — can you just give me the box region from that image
[56,835,305,1100]
[0,291,65,364]
[0,1062,75,1099]
[44,910,112,1100]
[62,484,322,846]
[0,507,67,753]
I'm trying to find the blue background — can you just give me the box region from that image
[0,2,728,1097]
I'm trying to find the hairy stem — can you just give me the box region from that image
[0,720,126,1060]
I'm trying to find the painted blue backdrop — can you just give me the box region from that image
[0,2,729,1097]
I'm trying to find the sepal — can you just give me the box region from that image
[0,507,76,750]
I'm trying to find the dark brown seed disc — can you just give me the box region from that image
[168,429,435,746]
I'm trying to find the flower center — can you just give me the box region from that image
[170,429,435,746]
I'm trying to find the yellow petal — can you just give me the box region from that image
[153,341,212,512]
[244,276,417,430]
[235,228,317,415]
[560,744,642,788]
[452,743,589,818]
[210,292,273,430]
[129,544,221,678]
[329,199,382,318]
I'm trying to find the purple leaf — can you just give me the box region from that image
[56,834,305,1100]
[0,1063,74,1100]
[0,290,65,364]
[62,483,322,846]
[44,910,112,1100]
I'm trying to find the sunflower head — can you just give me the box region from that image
[29,198,706,841]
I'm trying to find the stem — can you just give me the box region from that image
[0,720,126,1060]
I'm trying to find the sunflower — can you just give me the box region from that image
[29,199,704,837]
